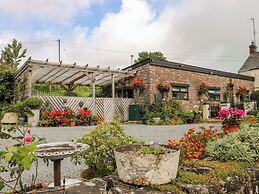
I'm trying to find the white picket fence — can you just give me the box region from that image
[35,96,134,121]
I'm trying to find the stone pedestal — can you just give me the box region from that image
[28,109,40,127]
[202,104,210,120]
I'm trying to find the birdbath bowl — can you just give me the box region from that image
[36,142,88,187]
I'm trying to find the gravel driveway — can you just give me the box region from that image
[0,123,220,189]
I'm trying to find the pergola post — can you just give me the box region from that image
[27,70,32,97]
[111,74,115,99]
[92,73,96,114]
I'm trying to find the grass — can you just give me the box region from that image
[152,159,255,193]
[33,84,93,97]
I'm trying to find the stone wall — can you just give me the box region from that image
[134,63,254,111]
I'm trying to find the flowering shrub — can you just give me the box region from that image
[218,108,245,127]
[157,81,170,93]
[168,127,220,159]
[40,109,76,127]
[236,85,248,97]
[130,77,144,89]
[242,116,258,124]
[0,122,38,192]
[77,108,93,126]
[197,82,208,96]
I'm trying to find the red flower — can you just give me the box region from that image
[56,117,61,122]
[25,136,31,142]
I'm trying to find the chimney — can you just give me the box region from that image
[249,41,257,54]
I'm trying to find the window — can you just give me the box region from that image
[172,84,189,100]
[208,87,221,101]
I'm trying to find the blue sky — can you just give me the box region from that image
[0,0,258,72]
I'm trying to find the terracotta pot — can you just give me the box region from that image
[222,125,240,134]
[70,121,76,127]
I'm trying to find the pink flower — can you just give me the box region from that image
[218,109,230,119]
[25,136,31,142]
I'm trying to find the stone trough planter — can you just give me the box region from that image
[114,145,180,185]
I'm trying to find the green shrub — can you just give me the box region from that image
[206,124,259,162]
[0,64,15,106]
[23,97,43,109]
[138,145,167,155]
[78,118,143,177]
[247,109,258,116]
[143,100,191,125]
[250,90,259,101]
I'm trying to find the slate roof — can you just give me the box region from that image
[125,58,254,81]
[239,52,259,73]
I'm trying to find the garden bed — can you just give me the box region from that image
[44,160,259,194]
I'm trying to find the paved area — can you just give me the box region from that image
[0,123,220,190]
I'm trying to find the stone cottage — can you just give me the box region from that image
[120,58,254,112]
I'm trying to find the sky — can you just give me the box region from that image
[0,0,259,72]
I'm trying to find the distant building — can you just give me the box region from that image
[239,42,259,90]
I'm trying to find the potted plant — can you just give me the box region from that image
[23,97,43,127]
[157,81,170,98]
[114,144,180,185]
[152,112,161,123]
[130,77,145,99]
[70,118,76,127]
[218,108,245,134]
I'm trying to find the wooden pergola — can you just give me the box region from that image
[14,58,136,113]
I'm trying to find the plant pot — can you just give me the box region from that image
[194,112,201,121]
[1,112,18,124]
[70,121,76,127]
[152,117,161,123]
[186,118,193,124]
[114,145,180,185]
[222,125,240,134]
[27,109,40,127]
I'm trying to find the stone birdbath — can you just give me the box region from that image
[36,142,88,187]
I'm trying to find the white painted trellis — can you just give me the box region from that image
[35,96,134,121]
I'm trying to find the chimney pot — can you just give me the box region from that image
[249,41,257,55]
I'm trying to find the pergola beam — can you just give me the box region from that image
[28,59,131,75]
[59,71,82,83]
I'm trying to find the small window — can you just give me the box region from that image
[208,87,220,101]
[172,84,189,100]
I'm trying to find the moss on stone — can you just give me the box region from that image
[152,160,255,193]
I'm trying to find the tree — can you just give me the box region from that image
[1,39,27,67]
[134,51,166,63]
[0,64,16,107]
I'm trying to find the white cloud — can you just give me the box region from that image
[0,0,104,23]
[1,0,259,72]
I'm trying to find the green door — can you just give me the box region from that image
[129,105,144,121]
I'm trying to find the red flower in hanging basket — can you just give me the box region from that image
[130,77,145,89]
[157,81,170,93]
[198,82,208,96]
[236,85,248,97]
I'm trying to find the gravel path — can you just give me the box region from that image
[0,123,220,189]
